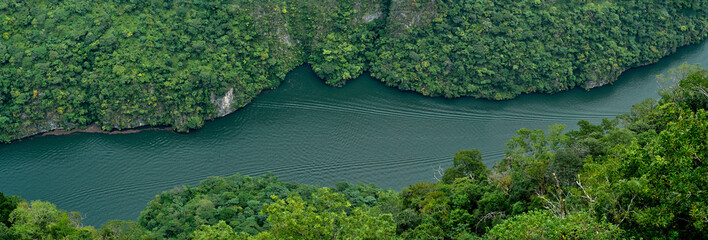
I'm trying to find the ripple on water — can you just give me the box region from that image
[255,100,497,122]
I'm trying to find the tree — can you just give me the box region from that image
[485,210,623,240]
[0,192,19,227]
[579,104,708,238]
[255,188,397,240]
[9,200,97,240]
[191,221,249,240]
[658,63,708,111]
[442,149,488,183]
[500,124,568,195]
[98,220,148,240]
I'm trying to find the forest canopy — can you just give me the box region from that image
[1,0,707,142]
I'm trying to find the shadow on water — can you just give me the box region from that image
[0,39,707,227]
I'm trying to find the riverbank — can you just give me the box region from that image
[2,44,697,143]
[2,1,706,143]
[39,124,173,137]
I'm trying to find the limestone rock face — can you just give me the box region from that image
[211,88,235,118]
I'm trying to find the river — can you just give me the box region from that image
[1,39,707,227]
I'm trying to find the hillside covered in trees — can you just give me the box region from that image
[1,64,706,239]
[1,0,707,142]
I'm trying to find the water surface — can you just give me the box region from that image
[1,39,707,226]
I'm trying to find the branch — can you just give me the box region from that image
[537,194,561,217]
[618,194,636,225]
[576,181,595,203]
[475,211,506,233]
[433,165,444,182]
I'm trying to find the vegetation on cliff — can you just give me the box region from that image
[370,0,708,99]
[1,64,706,239]
[1,0,707,142]
[0,0,383,142]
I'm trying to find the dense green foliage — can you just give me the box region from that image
[1,0,707,142]
[138,174,310,238]
[98,220,148,240]
[137,173,390,239]
[0,0,382,142]
[7,200,96,240]
[371,0,708,99]
[0,191,19,238]
[253,188,396,239]
[0,191,18,227]
[485,210,623,239]
[0,65,706,239]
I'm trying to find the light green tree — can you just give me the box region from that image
[9,200,96,240]
[191,220,249,240]
[254,188,397,240]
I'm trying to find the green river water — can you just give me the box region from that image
[1,40,707,227]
